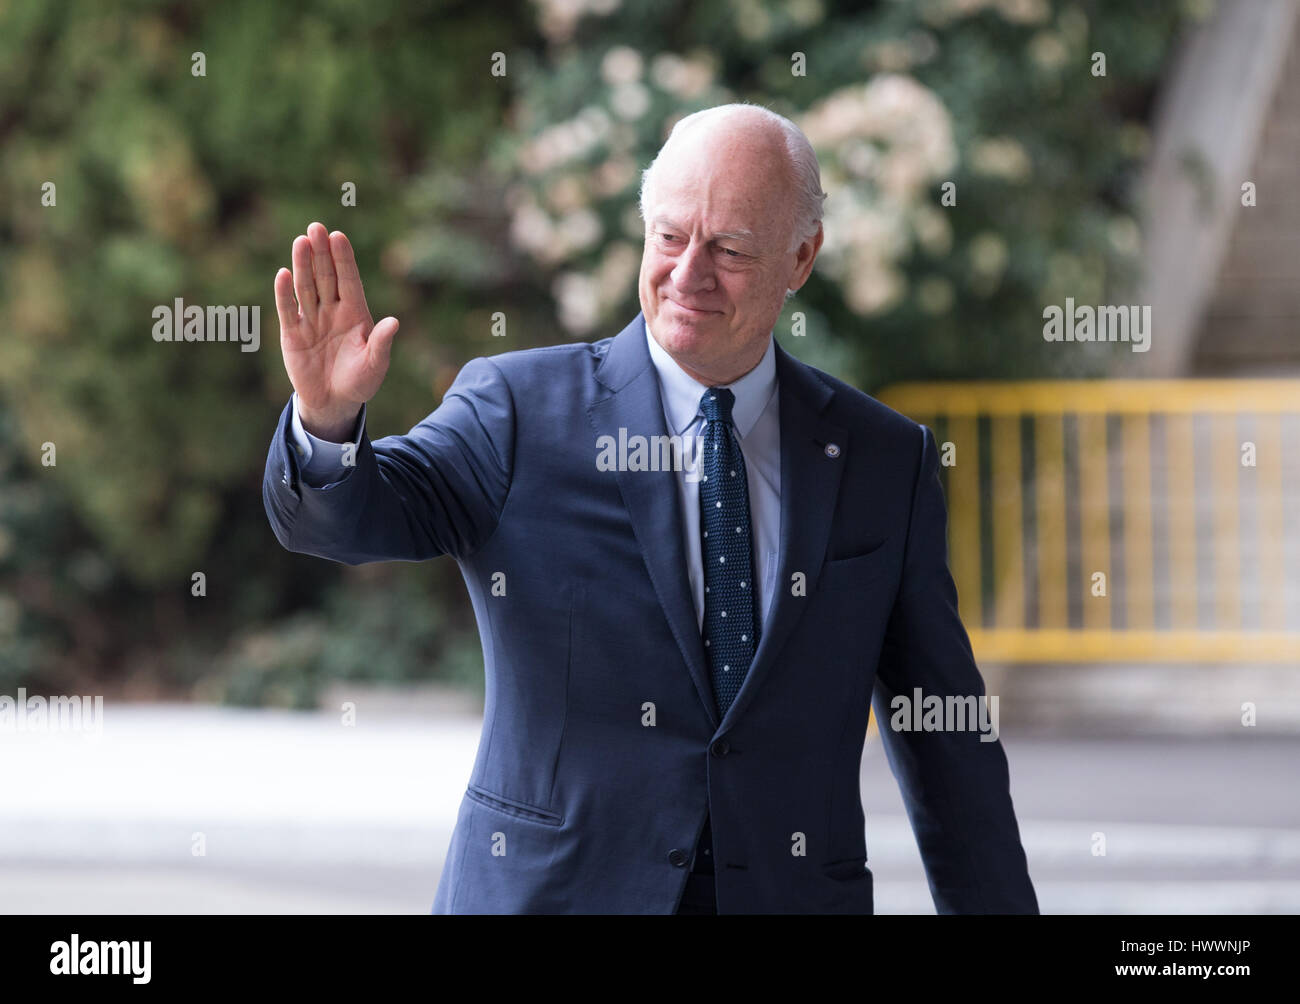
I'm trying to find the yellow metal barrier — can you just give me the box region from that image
[875,381,1300,662]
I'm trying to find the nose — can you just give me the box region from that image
[670,238,715,295]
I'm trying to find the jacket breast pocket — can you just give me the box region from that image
[816,544,893,593]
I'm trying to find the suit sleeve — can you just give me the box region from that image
[262,356,515,565]
[870,424,1039,914]
[289,392,368,488]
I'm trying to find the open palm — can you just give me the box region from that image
[273,222,399,438]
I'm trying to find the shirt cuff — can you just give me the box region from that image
[290,392,366,487]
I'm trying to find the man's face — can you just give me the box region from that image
[638,119,821,386]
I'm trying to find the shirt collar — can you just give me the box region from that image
[644,318,777,439]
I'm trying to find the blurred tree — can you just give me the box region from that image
[0,0,540,698]
[0,0,1207,702]
[501,0,1205,384]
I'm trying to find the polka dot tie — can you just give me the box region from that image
[698,387,760,718]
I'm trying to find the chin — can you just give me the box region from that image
[652,318,709,356]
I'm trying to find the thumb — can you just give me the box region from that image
[368,316,399,372]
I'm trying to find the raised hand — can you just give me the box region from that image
[273,222,399,441]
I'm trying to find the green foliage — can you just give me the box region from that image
[0,0,532,588]
[0,0,1204,700]
[500,0,1203,387]
[200,565,484,708]
[0,0,535,694]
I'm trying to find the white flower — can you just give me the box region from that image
[546,174,586,213]
[800,75,955,179]
[731,0,771,41]
[914,205,953,257]
[510,198,554,256]
[597,241,641,303]
[788,0,824,26]
[969,232,1009,280]
[519,107,612,174]
[970,137,1032,182]
[594,154,636,196]
[1029,32,1068,72]
[611,81,651,121]
[601,46,643,85]
[650,52,715,99]
[554,271,602,334]
[798,77,955,315]
[533,0,622,43]
[997,0,1049,25]
[557,208,603,252]
[845,258,905,316]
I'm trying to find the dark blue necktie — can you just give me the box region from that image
[688,386,761,888]
[698,387,760,718]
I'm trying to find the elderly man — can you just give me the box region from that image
[263,103,1039,914]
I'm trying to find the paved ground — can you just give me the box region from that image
[1,705,1297,913]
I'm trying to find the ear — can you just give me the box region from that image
[787,223,824,294]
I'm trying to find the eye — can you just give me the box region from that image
[720,247,741,257]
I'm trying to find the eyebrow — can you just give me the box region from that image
[652,217,757,244]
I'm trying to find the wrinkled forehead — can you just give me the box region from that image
[649,130,795,243]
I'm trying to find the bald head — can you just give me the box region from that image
[640,104,826,255]
[637,104,826,386]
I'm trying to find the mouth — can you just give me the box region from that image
[665,298,719,315]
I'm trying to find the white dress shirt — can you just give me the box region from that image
[642,322,781,634]
[288,320,783,632]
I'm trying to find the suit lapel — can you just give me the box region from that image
[589,317,847,734]
[589,315,717,727]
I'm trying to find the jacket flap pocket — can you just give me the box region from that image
[466,783,563,826]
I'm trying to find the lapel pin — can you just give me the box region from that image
[824,443,841,458]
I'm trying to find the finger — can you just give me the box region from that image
[308,221,337,302]
[330,230,365,304]
[291,235,317,312]
[367,316,399,372]
[274,268,299,339]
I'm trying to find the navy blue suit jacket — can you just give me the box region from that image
[262,313,1038,914]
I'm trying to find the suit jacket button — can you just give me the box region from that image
[710,740,730,757]
[668,848,689,867]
